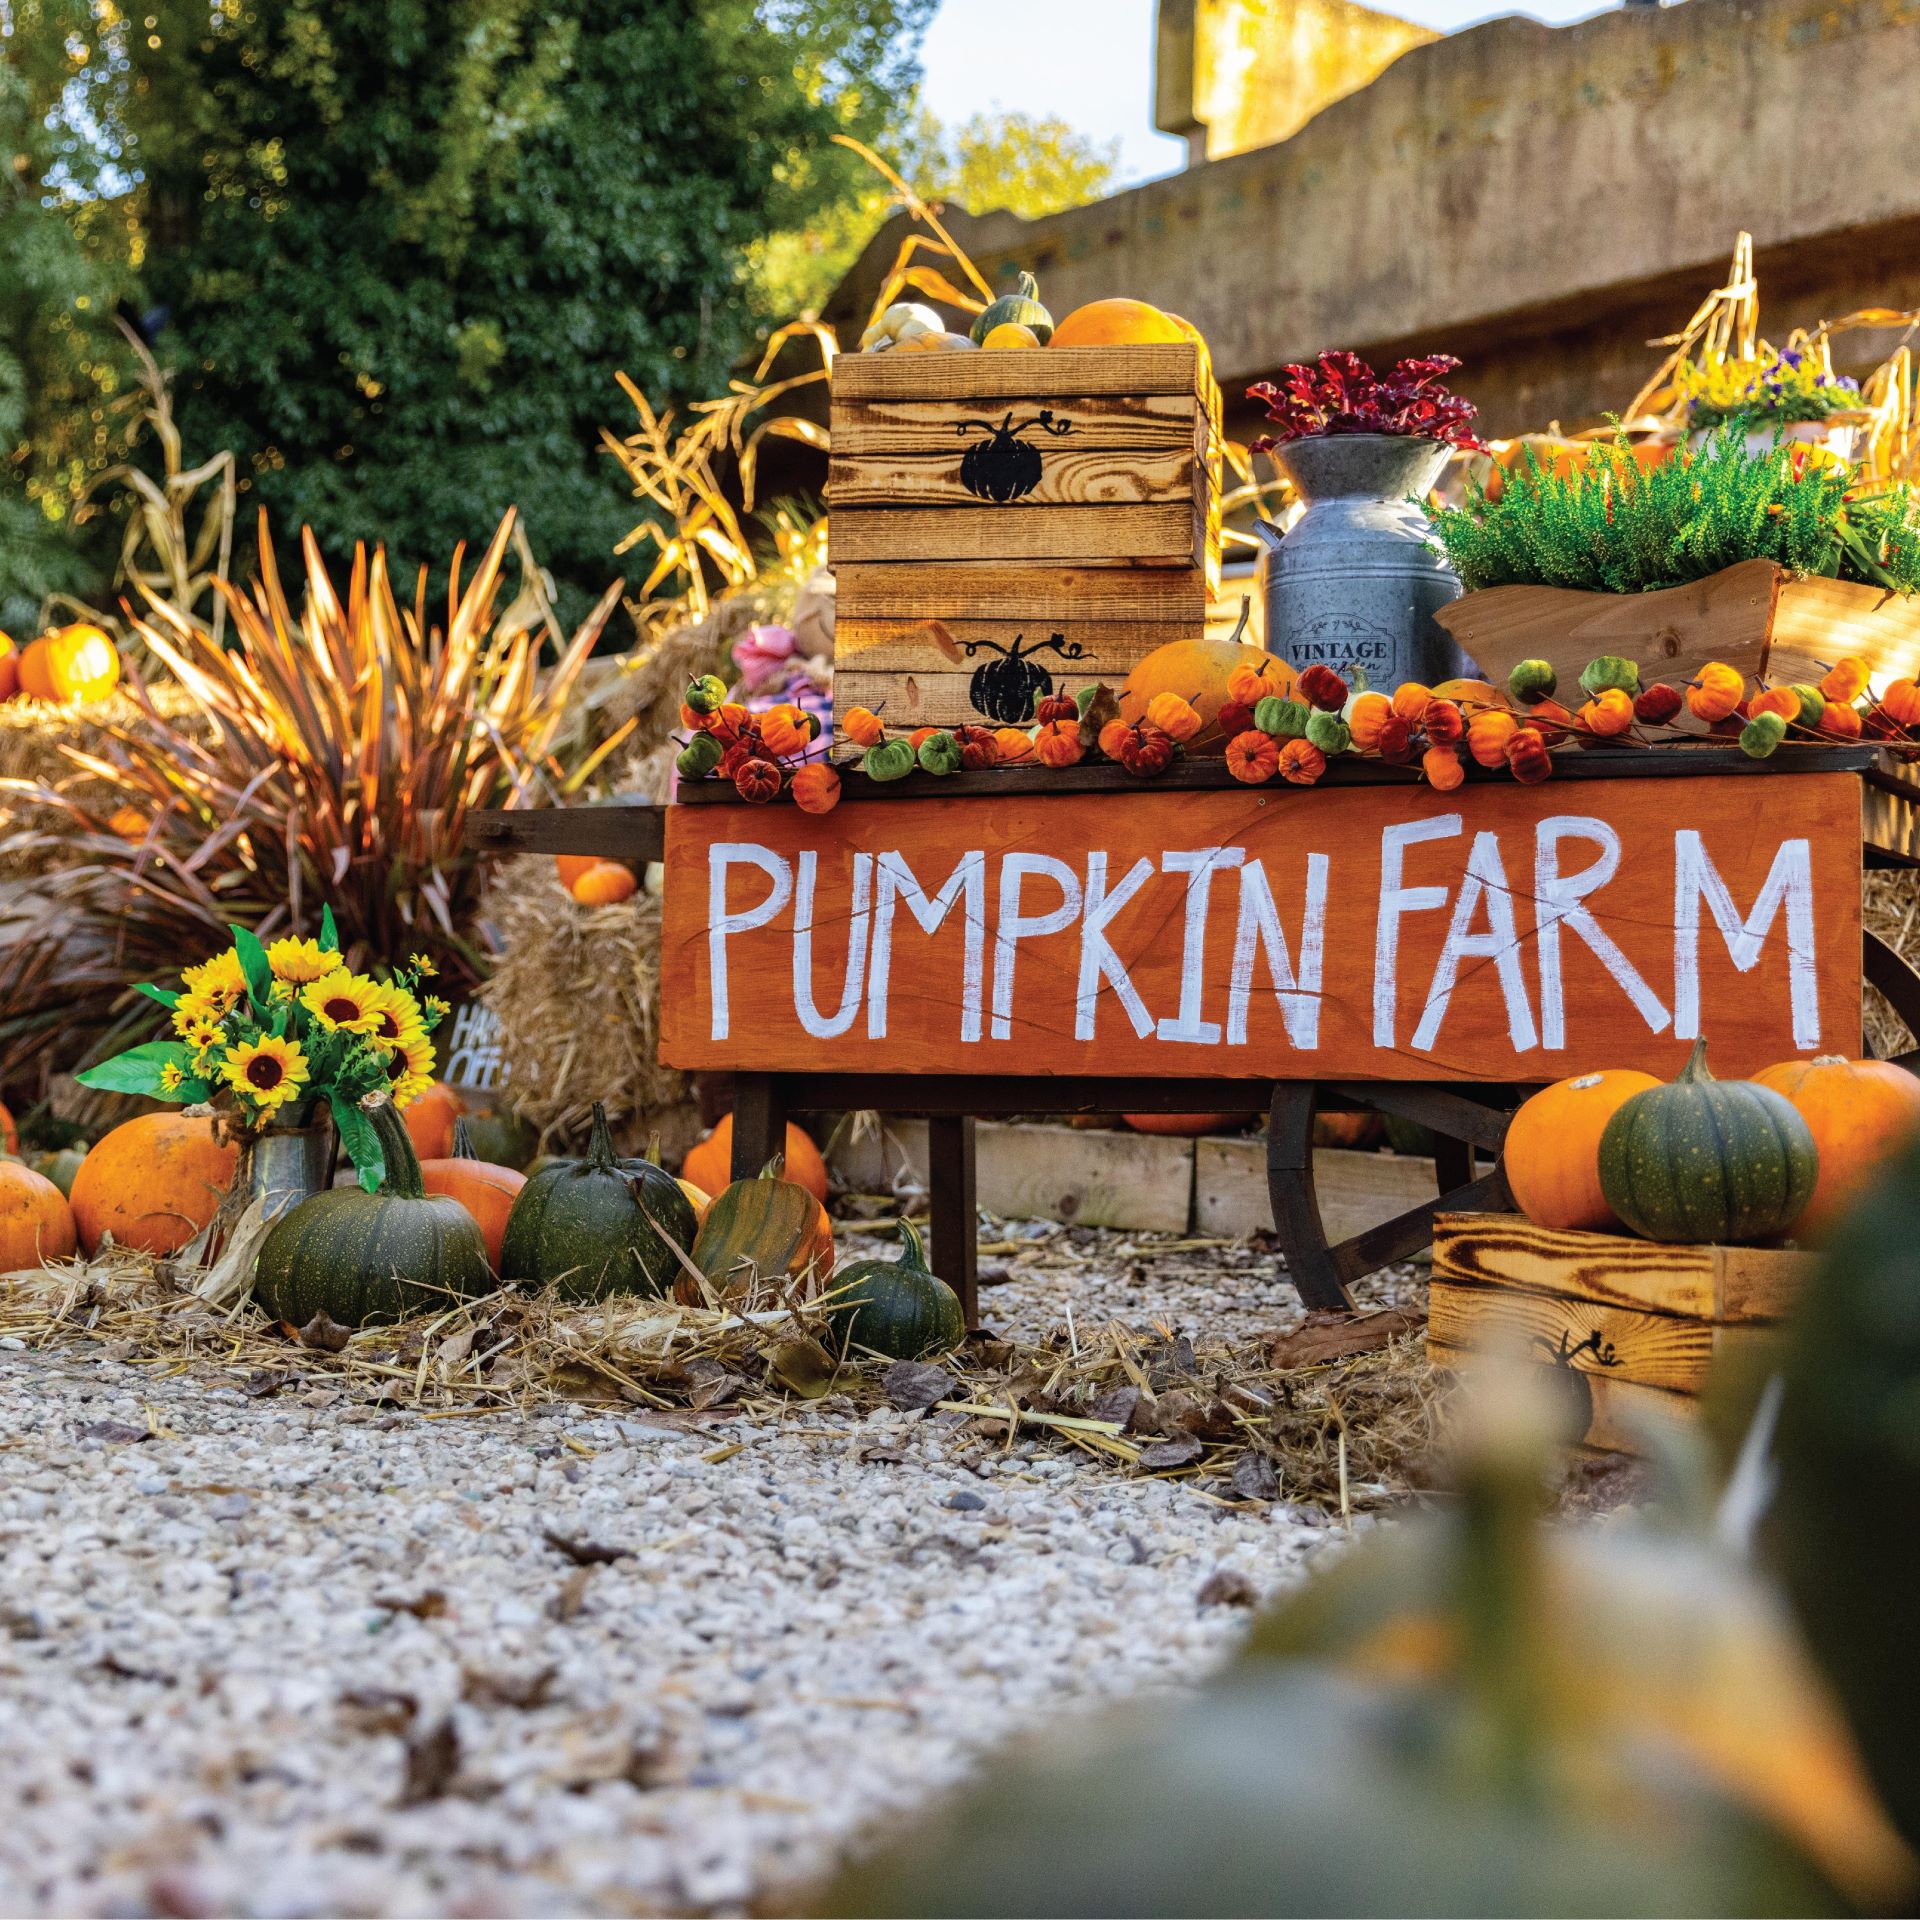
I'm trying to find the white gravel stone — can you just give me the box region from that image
[0,1229,1380,1915]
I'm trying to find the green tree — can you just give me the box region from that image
[0,0,141,632]
[752,107,1121,320]
[133,0,933,623]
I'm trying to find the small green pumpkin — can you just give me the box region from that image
[498,1101,696,1302]
[1598,1039,1818,1244]
[457,1104,538,1171]
[970,270,1054,346]
[827,1219,965,1360]
[254,1099,490,1327]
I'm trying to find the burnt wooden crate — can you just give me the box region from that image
[1426,1210,1814,1453]
[829,342,1221,740]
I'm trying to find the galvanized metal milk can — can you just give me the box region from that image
[1253,434,1470,689]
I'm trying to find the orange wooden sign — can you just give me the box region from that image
[659,775,1863,1082]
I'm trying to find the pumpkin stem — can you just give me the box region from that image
[367,1095,426,1199]
[896,1216,928,1270]
[451,1117,477,1162]
[759,1152,787,1182]
[645,1131,662,1166]
[584,1101,619,1172]
[1227,596,1251,647]
[1676,1036,1713,1085]
[1017,269,1040,302]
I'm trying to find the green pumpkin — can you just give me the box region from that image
[827,1219,964,1360]
[31,1146,87,1197]
[254,1100,490,1327]
[498,1101,696,1303]
[1598,1039,1817,1244]
[457,1105,538,1171]
[969,270,1054,346]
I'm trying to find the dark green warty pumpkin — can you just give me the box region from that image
[1597,1039,1817,1244]
[498,1101,696,1303]
[253,1099,490,1327]
[969,270,1054,346]
[827,1219,965,1360]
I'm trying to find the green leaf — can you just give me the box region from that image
[319,904,339,952]
[135,982,182,1011]
[76,1040,199,1096]
[332,1093,384,1192]
[232,926,274,1007]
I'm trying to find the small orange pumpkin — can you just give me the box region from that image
[1225,729,1278,784]
[1687,662,1745,723]
[992,726,1034,763]
[1878,678,1920,727]
[0,1161,76,1269]
[1034,720,1085,767]
[1747,686,1799,723]
[790,763,842,814]
[1277,738,1326,785]
[17,624,120,704]
[1144,691,1202,743]
[1820,702,1864,740]
[1390,683,1433,726]
[1122,1113,1241,1137]
[1819,655,1870,705]
[419,1118,526,1268]
[758,705,817,758]
[1346,692,1393,751]
[402,1081,466,1163]
[1751,1055,1920,1240]
[555,854,600,891]
[572,861,638,905]
[1422,744,1465,791]
[842,707,886,749]
[1047,298,1187,348]
[1503,1070,1662,1232]
[1467,708,1518,768]
[0,643,18,702]
[68,1113,238,1257]
[1578,687,1635,736]
[683,1117,830,1206]
[1226,655,1291,707]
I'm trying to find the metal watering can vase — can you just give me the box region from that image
[1254,434,1470,690]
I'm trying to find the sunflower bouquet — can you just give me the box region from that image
[76,908,446,1190]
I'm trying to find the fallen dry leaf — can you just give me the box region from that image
[297,1313,353,1354]
[882,1360,953,1411]
[542,1529,630,1567]
[1268,1305,1426,1370]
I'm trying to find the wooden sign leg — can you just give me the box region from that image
[1266,1084,1354,1313]
[928,1114,980,1327]
[732,1073,786,1181]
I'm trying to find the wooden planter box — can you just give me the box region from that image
[829,343,1220,739]
[1436,558,1920,716]
[1427,1210,1815,1453]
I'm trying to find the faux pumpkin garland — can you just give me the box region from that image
[498,1101,696,1303]
[254,1097,491,1327]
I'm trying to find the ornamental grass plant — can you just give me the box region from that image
[1429,428,1920,597]
[0,511,614,1086]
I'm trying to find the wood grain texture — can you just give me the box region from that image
[1431,1210,1813,1323]
[1196,1136,1440,1242]
[830,441,1196,512]
[833,665,1162,734]
[658,773,1864,1080]
[1426,1336,1699,1454]
[1428,1277,1731,1393]
[830,501,1202,567]
[835,616,1194,672]
[835,563,1210,623]
[1438,560,1920,709]
[832,343,1204,402]
[830,392,1202,460]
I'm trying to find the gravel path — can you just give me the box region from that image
[0,1229,1370,1918]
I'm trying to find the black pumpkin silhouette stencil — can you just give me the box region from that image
[964,632,1087,723]
[955,410,1073,503]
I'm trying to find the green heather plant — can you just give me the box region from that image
[1430,428,1920,597]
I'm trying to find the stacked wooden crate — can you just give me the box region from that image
[828,343,1222,741]
[1428,1211,1813,1452]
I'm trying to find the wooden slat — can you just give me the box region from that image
[1430,1277,1741,1394]
[836,616,1194,672]
[831,343,1202,402]
[834,665,1162,734]
[1862,763,1920,867]
[467,806,664,864]
[829,441,1196,512]
[834,563,1207,622]
[831,391,1199,459]
[1433,1210,1813,1323]
[830,501,1201,567]
[1426,1336,1699,1454]
[1771,573,1920,686]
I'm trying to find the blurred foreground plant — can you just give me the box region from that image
[1,509,614,1083]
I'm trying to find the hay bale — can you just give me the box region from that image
[1865,868,1920,1056]
[477,856,696,1157]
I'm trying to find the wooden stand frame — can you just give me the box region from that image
[468,747,1920,1324]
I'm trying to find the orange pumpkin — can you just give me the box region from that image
[1503,1070,1662,1232]
[1484,435,1674,502]
[1431,677,1507,713]
[1119,637,1294,744]
[68,1113,238,1257]
[0,1161,76,1269]
[1312,1109,1386,1150]
[843,707,886,749]
[17,624,120,704]
[402,1081,466,1162]
[1687,662,1745,723]
[0,1097,16,1155]
[571,861,638,905]
[791,763,842,814]
[1422,744,1465,791]
[555,854,601,891]
[1878,678,1920,727]
[992,726,1034,764]
[1122,1113,1241,1137]
[1144,691,1202,743]
[0,632,17,703]
[1034,719,1085,767]
[1820,655,1870,705]
[1048,298,1187,348]
[1751,1055,1920,1240]
[419,1119,525,1268]
[1819,701,1864,740]
[683,1116,830,1206]
[1467,708,1519,768]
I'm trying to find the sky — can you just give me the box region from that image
[919,0,1618,185]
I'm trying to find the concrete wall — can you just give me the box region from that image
[827,0,1920,439]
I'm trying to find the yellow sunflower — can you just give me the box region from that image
[158,1061,186,1095]
[383,1031,437,1108]
[171,989,226,1038]
[424,995,450,1022]
[300,970,383,1034]
[365,980,426,1048]
[181,948,248,1012]
[408,952,437,979]
[180,1013,226,1055]
[223,1035,309,1111]
[267,936,342,985]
